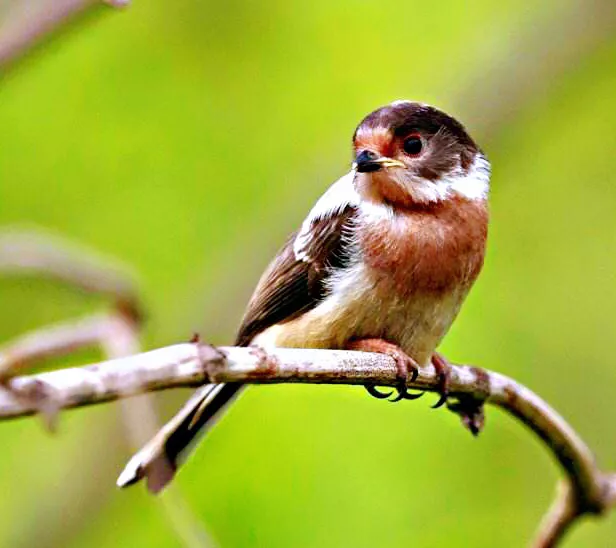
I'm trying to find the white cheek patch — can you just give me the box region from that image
[406,153,491,204]
[293,170,360,262]
[447,154,491,200]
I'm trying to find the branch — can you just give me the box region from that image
[0,0,127,72]
[0,313,133,378]
[460,0,616,142]
[534,477,616,547]
[0,228,142,321]
[0,228,213,548]
[0,342,612,545]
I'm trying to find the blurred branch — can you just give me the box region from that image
[0,313,134,380]
[534,477,616,547]
[0,227,213,548]
[0,228,142,321]
[0,342,612,545]
[0,226,144,547]
[0,227,143,429]
[0,311,138,430]
[460,0,616,141]
[0,0,126,73]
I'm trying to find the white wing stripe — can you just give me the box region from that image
[293,170,359,261]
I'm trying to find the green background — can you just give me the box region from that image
[1,1,616,546]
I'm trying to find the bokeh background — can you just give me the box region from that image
[1,1,616,546]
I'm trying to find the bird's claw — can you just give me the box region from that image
[364,384,393,399]
[364,382,424,402]
[388,349,423,402]
[430,352,452,409]
[363,349,423,402]
[432,393,448,409]
[360,347,455,407]
[389,382,424,402]
[349,339,425,403]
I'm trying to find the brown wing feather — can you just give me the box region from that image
[235,206,356,346]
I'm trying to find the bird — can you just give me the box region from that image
[117,100,490,493]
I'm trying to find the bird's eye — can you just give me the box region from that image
[403,134,423,156]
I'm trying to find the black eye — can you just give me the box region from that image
[403,134,423,156]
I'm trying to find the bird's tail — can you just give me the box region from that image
[116,382,243,493]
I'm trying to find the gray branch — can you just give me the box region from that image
[0,341,613,546]
[0,228,213,548]
[0,0,127,71]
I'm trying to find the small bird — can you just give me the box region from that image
[117,100,490,492]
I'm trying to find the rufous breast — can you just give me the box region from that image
[360,198,489,296]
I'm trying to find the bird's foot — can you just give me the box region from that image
[345,338,424,402]
[430,352,452,409]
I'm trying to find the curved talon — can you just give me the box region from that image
[347,339,422,404]
[364,384,393,399]
[390,384,424,403]
[432,393,448,409]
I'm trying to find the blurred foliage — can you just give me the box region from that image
[1,0,616,546]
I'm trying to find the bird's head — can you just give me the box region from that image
[352,101,490,208]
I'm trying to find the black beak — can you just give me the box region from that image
[354,150,383,173]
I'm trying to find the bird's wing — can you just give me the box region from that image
[117,172,360,493]
[236,171,360,346]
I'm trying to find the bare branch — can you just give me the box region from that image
[534,474,616,548]
[0,0,127,71]
[0,228,212,547]
[0,313,129,378]
[534,481,582,547]
[0,342,612,545]
[0,228,142,321]
[460,0,616,141]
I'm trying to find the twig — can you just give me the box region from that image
[0,227,213,548]
[460,0,616,142]
[0,342,612,545]
[0,228,142,321]
[534,475,616,548]
[0,311,139,430]
[0,0,127,72]
[0,313,130,379]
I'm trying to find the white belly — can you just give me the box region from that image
[252,262,466,366]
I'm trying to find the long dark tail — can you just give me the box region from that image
[117,382,243,493]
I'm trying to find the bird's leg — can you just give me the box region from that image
[430,352,452,409]
[345,338,424,402]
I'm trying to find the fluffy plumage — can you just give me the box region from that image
[117,100,490,492]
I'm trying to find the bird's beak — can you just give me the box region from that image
[353,149,406,173]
